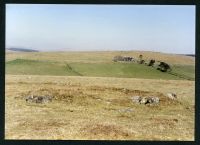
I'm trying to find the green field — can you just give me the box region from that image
[6,58,195,80]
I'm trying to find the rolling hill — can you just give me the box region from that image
[5,50,195,140]
[5,51,195,80]
[6,48,39,52]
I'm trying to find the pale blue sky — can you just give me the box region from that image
[6,4,195,54]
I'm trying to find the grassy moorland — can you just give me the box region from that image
[5,51,195,65]
[6,51,195,80]
[5,51,195,140]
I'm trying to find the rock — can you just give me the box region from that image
[131,96,142,103]
[25,95,52,103]
[147,98,153,104]
[25,95,33,102]
[132,96,159,105]
[118,108,134,113]
[149,97,159,104]
[140,97,148,104]
[167,93,177,100]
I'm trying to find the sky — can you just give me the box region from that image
[6,4,195,54]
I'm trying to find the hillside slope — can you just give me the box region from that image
[5,51,195,80]
[6,51,195,65]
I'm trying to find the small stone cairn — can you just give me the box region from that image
[131,96,159,105]
[166,93,177,100]
[25,95,53,103]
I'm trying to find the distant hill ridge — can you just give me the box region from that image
[7,48,39,52]
[184,54,195,57]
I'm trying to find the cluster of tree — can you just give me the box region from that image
[138,54,145,64]
[156,61,172,72]
[147,59,155,66]
[137,54,171,72]
[113,54,172,72]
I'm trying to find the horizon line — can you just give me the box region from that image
[6,48,195,55]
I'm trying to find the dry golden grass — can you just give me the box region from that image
[5,75,194,140]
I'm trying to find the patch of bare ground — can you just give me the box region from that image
[147,118,179,129]
[18,119,69,130]
[79,124,132,140]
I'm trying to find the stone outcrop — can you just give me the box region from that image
[166,93,177,100]
[25,95,53,103]
[131,96,159,105]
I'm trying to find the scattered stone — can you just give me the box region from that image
[131,96,159,105]
[140,97,148,104]
[150,97,160,104]
[25,95,53,103]
[131,96,142,103]
[118,108,134,113]
[167,93,177,100]
[147,98,153,104]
